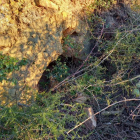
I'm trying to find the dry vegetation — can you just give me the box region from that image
[1,0,140,140]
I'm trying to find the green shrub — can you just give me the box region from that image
[101,31,140,80]
[46,58,69,82]
[0,91,86,139]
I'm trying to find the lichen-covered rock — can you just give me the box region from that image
[0,0,95,106]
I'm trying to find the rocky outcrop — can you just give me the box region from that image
[0,0,95,106]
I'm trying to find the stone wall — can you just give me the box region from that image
[0,0,95,106]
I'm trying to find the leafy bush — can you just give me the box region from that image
[0,91,87,139]
[100,30,140,80]
[46,58,69,82]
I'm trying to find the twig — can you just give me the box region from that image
[67,98,140,134]
[51,19,105,92]
[81,73,140,88]
[101,110,122,116]
[66,28,134,83]
[52,23,139,92]
[104,74,140,87]
[112,75,140,86]
[17,102,30,107]
[74,21,104,73]
[123,122,140,129]
[126,104,140,121]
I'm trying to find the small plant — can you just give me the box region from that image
[46,58,69,82]
[132,81,140,97]
[63,35,84,58]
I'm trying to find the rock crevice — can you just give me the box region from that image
[0,0,94,106]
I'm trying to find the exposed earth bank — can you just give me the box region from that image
[0,0,139,106]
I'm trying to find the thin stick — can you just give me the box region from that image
[98,74,140,87]
[67,98,140,134]
[126,104,140,121]
[112,75,140,86]
[52,24,137,92]
[74,21,104,73]
[51,19,105,92]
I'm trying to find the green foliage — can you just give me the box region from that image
[46,58,69,82]
[77,73,102,96]
[103,32,140,78]
[94,0,116,9]
[68,69,104,98]
[63,35,84,57]
[133,81,140,97]
[0,53,28,83]
[87,0,116,13]
[1,1,140,139]
[136,81,140,88]
[133,88,140,97]
[63,35,75,49]
[0,92,86,139]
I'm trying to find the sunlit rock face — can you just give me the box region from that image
[0,0,95,106]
